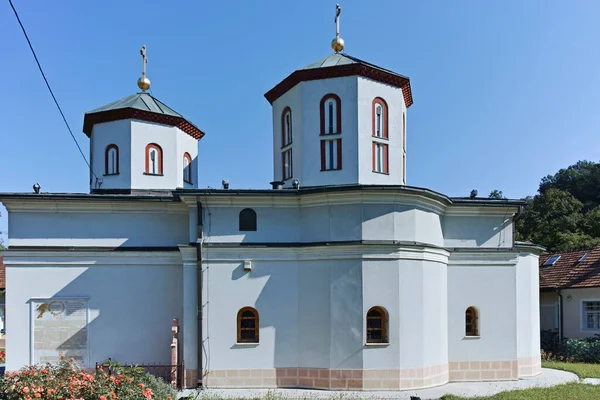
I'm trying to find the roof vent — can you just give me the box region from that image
[579,253,590,263]
[542,255,561,267]
[222,180,230,190]
[270,181,284,190]
[33,183,41,194]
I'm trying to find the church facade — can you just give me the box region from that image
[1,30,542,391]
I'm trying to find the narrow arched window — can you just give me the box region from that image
[320,94,342,135]
[237,307,259,343]
[183,152,192,184]
[281,107,292,147]
[105,144,119,175]
[372,97,388,139]
[465,307,479,336]
[239,208,257,231]
[145,143,163,175]
[366,306,388,344]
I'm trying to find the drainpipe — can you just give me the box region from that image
[557,289,564,342]
[196,201,203,387]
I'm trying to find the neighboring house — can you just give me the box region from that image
[0,23,543,391]
[540,245,600,339]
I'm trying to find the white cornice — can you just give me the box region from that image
[448,251,519,266]
[1,199,188,214]
[444,206,519,217]
[202,244,450,264]
[2,251,182,266]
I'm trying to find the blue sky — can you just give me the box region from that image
[2,0,600,241]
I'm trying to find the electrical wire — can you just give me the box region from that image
[7,0,98,180]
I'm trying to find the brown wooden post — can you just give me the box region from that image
[171,319,179,389]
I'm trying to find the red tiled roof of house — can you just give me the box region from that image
[0,255,4,290]
[540,245,600,289]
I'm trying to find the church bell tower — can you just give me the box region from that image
[264,5,412,189]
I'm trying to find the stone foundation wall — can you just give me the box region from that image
[449,360,518,381]
[204,364,449,391]
[518,355,542,377]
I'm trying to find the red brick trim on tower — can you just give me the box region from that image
[264,64,413,108]
[83,108,205,140]
[320,94,342,136]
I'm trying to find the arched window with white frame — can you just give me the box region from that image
[183,152,192,184]
[105,144,119,175]
[320,94,341,135]
[145,143,163,175]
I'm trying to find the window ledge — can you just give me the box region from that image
[321,168,342,172]
[143,173,164,176]
[372,171,390,175]
[104,173,120,176]
[281,143,293,149]
[184,180,193,185]
[372,135,389,140]
[234,342,259,347]
[463,336,481,340]
[364,343,390,347]
[320,133,342,137]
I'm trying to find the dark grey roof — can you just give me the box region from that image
[301,53,409,80]
[86,93,182,117]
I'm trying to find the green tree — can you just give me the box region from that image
[516,159,600,252]
[489,190,505,199]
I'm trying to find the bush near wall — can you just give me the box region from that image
[0,357,176,400]
[541,332,600,363]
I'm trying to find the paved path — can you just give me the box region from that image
[181,368,578,399]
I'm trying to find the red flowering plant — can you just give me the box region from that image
[0,356,176,400]
[0,350,6,364]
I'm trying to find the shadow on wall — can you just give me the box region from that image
[30,259,183,368]
[226,256,364,385]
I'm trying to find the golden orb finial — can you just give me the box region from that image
[137,45,151,92]
[332,4,344,53]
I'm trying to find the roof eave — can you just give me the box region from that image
[264,64,413,107]
[82,108,205,140]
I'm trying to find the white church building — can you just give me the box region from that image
[0,11,542,391]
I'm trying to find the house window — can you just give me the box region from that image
[239,208,257,231]
[320,139,342,171]
[183,152,192,184]
[282,149,293,180]
[583,301,600,330]
[372,97,388,139]
[145,143,163,175]
[105,144,119,175]
[320,94,341,135]
[465,307,479,336]
[366,306,388,344]
[237,307,259,343]
[281,107,292,147]
[372,142,389,173]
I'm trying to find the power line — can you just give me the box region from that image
[8,0,98,180]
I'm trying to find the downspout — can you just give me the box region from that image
[557,289,564,342]
[196,201,203,387]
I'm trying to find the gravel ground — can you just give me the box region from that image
[179,368,578,399]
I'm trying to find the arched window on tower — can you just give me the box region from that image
[372,97,388,139]
[366,306,389,344]
[239,208,257,231]
[465,306,479,336]
[145,143,163,175]
[320,94,342,171]
[105,144,119,175]
[183,152,192,184]
[281,107,292,147]
[237,307,259,343]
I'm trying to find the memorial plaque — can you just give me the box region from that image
[31,299,89,366]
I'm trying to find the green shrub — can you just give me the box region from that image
[0,356,176,400]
